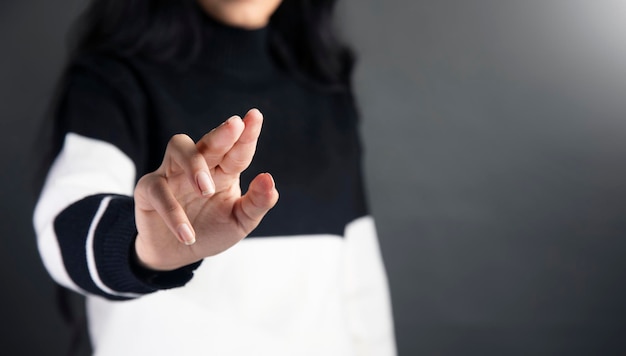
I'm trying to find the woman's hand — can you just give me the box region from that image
[133,108,279,271]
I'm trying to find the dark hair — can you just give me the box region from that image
[71,0,354,91]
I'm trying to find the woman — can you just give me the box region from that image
[34,0,396,354]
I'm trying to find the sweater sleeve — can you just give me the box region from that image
[344,217,397,356]
[33,58,199,300]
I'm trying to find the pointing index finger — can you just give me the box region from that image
[219,108,263,175]
[196,115,245,169]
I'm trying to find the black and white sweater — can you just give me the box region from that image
[34,16,395,356]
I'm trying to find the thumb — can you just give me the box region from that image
[234,173,279,234]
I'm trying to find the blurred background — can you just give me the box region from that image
[2,0,626,354]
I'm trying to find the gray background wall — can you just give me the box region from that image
[2,1,626,355]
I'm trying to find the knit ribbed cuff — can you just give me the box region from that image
[96,196,202,296]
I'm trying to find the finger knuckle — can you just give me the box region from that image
[162,201,180,215]
[145,178,165,198]
[168,134,191,149]
[189,152,206,170]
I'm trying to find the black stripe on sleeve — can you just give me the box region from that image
[55,194,202,300]
[95,196,202,293]
[54,194,138,300]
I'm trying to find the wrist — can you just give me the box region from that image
[130,236,203,288]
[133,234,185,271]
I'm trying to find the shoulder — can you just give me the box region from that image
[64,51,146,103]
[55,52,154,165]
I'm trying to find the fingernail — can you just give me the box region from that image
[221,115,240,126]
[264,173,275,188]
[196,171,215,196]
[177,223,196,245]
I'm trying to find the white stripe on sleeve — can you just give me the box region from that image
[33,133,136,293]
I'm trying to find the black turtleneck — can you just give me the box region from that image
[51,16,368,298]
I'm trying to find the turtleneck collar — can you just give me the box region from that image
[197,12,276,78]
